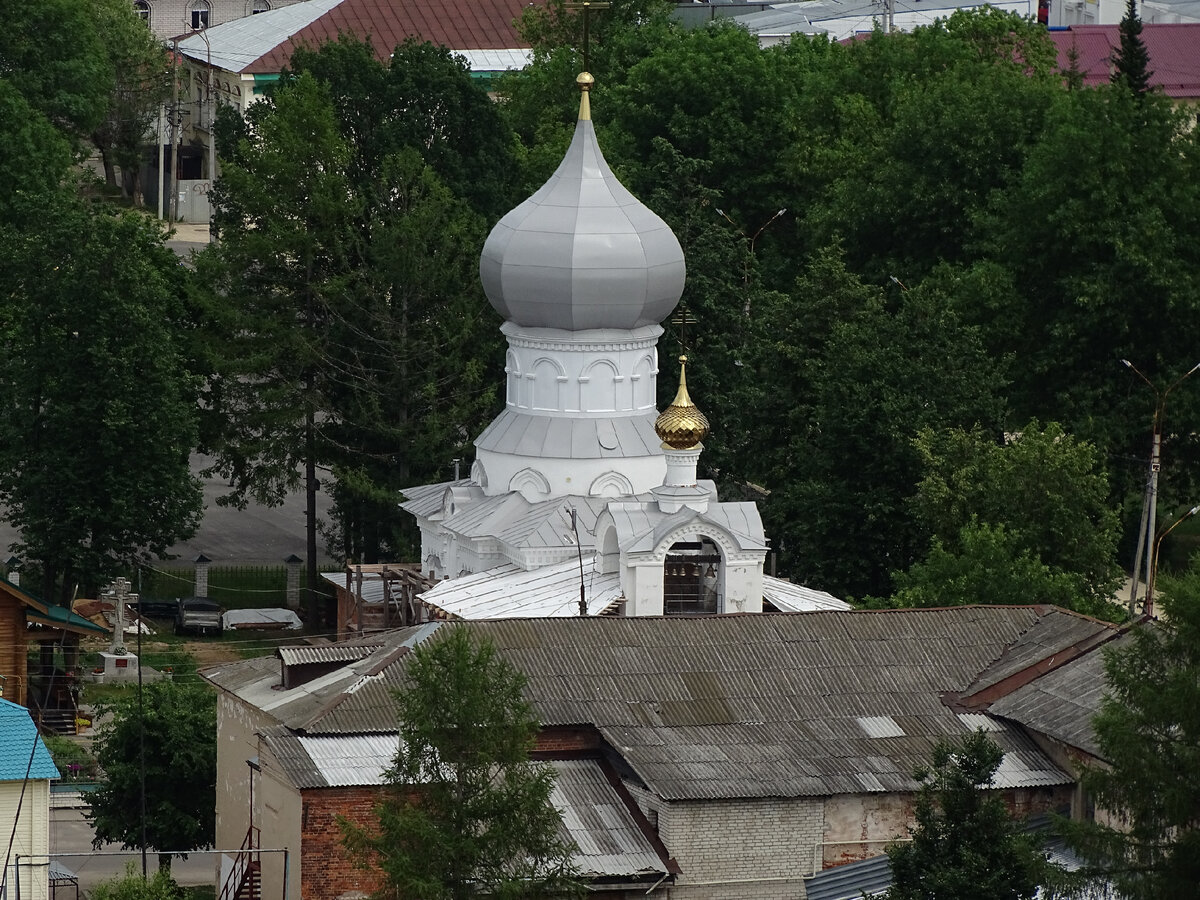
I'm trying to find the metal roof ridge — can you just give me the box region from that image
[957,616,1124,711]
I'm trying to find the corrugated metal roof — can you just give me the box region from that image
[278,642,384,666]
[988,631,1124,758]
[550,759,670,879]
[0,699,59,781]
[456,48,531,72]
[177,0,344,71]
[245,0,530,75]
[207,609,1105,800]
[964,610,1111,697]
[805,853,893,900]
[762,577,848,612]
[257,736,669,879]
[1049,24,1200,98]
[419,556,622,619]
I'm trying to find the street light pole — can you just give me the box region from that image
[1148,504,1200,616]
[1123,359,1200,615]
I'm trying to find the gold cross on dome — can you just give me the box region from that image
[564,1,610,73]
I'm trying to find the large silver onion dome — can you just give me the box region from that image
[480,73,685,332]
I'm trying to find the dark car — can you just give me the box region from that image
[174,596,223,636]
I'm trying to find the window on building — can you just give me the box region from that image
[190,0,210,29]
[252,0,270,11]
[663,538,721,616]
[133,0,151,23]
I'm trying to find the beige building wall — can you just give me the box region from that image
[139,0,305,40]
[0,779,51,900]
[214,693,275,854]
[257,748,303,900]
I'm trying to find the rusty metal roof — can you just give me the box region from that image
[206,608,1113,800]
[243,0,530,75]
[987,631,1128,759]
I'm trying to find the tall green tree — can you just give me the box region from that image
[344,627,580,899]
[0,198,201,604]
[0,0,114,143]
[198,72,357,620]
[901,422,1122,615]
[747,254,1006,598]
[884,731,1050,900]
[89,681,216,873]
[1112,0,1152,98]
[201,42,506,572]
[89,0,174,202]
[966,86,1200,550]
[1060,572,1200,897]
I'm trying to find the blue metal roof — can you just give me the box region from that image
[804,853,893,900]
[0,699,60,781]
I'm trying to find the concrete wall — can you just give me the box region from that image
[214,692,276,859]
[257,749,303,900]
[0,779,51,900]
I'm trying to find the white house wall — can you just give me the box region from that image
[0,780,51,900]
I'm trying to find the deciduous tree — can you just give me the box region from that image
[904,422,1122,615]
[0,198,202,604]
[344,627,580,898]
[89,681,216,873]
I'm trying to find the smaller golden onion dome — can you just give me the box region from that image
[655,355,710,450]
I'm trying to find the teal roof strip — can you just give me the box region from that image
[0,699,60,781]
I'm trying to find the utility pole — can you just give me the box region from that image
[169,38,180,223]
[1123,358,1200,615]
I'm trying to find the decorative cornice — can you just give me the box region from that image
[503,321,662,353]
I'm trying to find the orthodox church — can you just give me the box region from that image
[399,74,845,618]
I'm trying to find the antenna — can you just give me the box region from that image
[570,508,587,616]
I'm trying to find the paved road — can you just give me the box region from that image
[49,807,215,890]
[0,452,335,569]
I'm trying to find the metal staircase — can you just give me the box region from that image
[219,826,261,900]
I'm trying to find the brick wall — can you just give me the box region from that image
[300,787,385,900]
[534,726,604,754]
[624,783,823,900]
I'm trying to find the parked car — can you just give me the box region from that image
[174,597,223,635]
[130,597,180,618]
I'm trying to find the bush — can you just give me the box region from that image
[41,734,99,779]
[89,864,182,900]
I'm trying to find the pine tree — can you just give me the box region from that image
[1112,0,1153,97]
[344,627,581,899]
[1060,569,1200,898]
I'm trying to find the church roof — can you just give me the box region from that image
[419,556,622,618]
[606,501,768,554]
[475,409,663,460]
[479,77,685,332]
